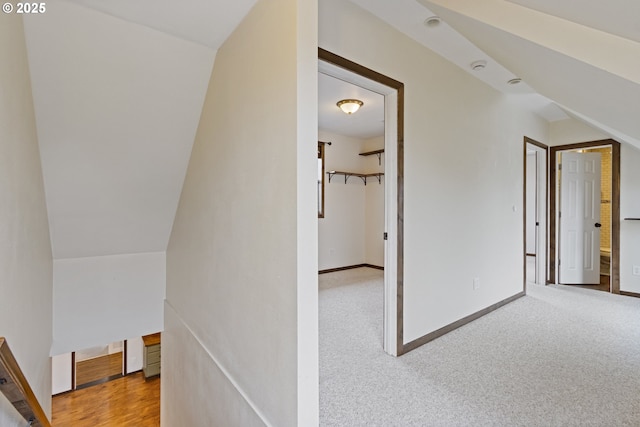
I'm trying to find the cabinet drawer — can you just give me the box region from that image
[146,343,160,355]
[142,333,161,378]
[146,349,160,365]
[144,362,160,378]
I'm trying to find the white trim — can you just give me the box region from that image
[536,146,548,285]
[526,142,548,286]
[383,91,398,356]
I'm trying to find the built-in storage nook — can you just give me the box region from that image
[318,130,385,271]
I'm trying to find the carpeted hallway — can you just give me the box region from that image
[319,267,640,426]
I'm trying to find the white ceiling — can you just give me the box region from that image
[65,0,258,49]
[348,0,569,123]
[350,0,526,94]
[507,0,640,43]
[419,0,640,148]
[23,1,232,258]
[21,0,640,259]
[318,72,384,139]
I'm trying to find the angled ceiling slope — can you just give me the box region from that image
[348,0,568,122]
[507,0,640,44]
[23,1,239,259]
[64,0,258,49]
[420,0,640,148]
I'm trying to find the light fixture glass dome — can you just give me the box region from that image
[424,16,441,28]
[337,99,363,114]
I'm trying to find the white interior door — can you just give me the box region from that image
[559,151,601,284]
[535,146,547,285]
[525,143,547,286]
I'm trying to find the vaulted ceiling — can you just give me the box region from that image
[21,0,640,259]
[418,0,640,147]
[23,0,255,259]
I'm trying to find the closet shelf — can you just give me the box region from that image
[359,149,384,165]
[327,171,384,185]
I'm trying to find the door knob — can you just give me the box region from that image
[595,223,602,228]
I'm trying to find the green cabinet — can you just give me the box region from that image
[142,333,161,379]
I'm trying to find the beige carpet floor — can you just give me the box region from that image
[319,267,640,426]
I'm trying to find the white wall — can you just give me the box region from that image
[319,131,366,269]
[0,13,53,424]
[52,252,165,355]
[620,143,640,293]
[126,336,144,374]
[318,132,385,270]
[549,118,608,147]
[51,353,72,395]
[0,398,24,427]
[163,0,318,425]
[320,0,548,344]
[363,136,385,267]
[23,1,216,260]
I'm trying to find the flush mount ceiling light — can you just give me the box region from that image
[424,16,441,28]
[470,60,487,71]
[507,78,522,85]
[337,99,364,114]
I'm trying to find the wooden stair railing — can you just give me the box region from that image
[0,337,51,427]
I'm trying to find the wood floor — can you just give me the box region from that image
[52,372,160,426]
[76,352,123,387]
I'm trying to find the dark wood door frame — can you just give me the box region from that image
[549,139,620,293]
[318,48,406,356]
[523,137,549,292]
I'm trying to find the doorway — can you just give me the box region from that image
[74,340,125,390]
[550,139,621,293]
[524,137,548,287]
[318,48,404,356]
